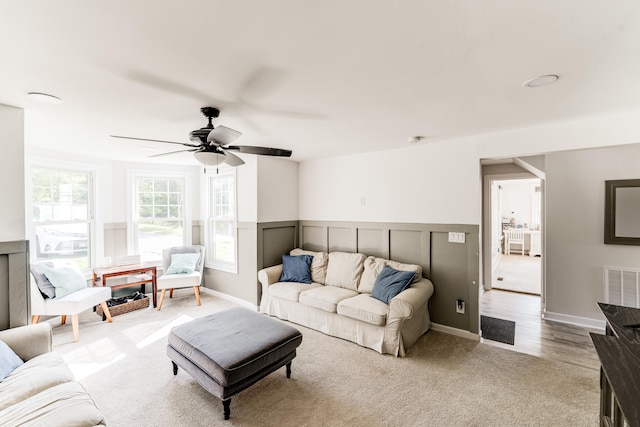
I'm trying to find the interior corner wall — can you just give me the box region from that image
[204,221,259,306]
[0,104,26,241]
[545,144,640,321]
[257,157,298,223]
[204,157,299,307]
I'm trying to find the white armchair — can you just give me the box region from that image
[30,260,113,343]
[157,246,205,310]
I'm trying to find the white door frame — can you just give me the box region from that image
[482,172,546,302]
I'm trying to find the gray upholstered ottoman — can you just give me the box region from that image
[167,307,303,420]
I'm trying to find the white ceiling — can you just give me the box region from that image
[2,1,640,165]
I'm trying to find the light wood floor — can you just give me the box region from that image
[480,289,602,371]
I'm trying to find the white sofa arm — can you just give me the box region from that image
[388,278,435,320]
[258,264,283,289]
[0,323,52,362]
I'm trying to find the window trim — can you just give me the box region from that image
[28,160,98,272]
[127,170,192,261]
[205,168,238,273]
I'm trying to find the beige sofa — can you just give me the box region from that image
[259,249,435,356]
[0,323,106,426]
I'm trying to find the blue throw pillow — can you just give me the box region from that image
[371,265,416,304]
[44,265,87,299]
[279,255,313,284]
[0,339,24,382]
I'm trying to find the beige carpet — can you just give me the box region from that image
[47,291,598,426]
[493,254,541,295]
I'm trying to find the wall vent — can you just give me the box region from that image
[604,266,640,308]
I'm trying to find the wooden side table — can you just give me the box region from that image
[93,264,158,308]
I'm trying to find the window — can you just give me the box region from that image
[32,168,93,269]
[131,174,189,261]
[207,170,237,271]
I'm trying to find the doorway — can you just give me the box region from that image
[480,161,545,349]
[491,178,542,295]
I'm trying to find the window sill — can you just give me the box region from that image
[205,263,237,274]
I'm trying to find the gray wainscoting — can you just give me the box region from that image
[0,240,30,330]
[291,221,479,333]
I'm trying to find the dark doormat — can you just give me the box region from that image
[481,315,516,345]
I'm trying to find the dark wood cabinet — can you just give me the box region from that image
[591,303,640,427]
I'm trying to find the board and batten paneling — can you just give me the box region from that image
[0,240,30,330]
[257,221,298,271]
[298,221,480,334]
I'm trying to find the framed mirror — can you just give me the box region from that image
[605,179,640,245]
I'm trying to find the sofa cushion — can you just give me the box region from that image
[290,249,328,284]
[337,294,388,326]
[299,286,359,313]
[371,266,416,304]
[0,352,74,411]
[269,282,323,302]
[0,381,106,427]
[359,256,423,293]
[279,255,313,284]
[324,252,366,291]
[0,340,23,383]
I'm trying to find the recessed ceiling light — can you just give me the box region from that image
[522,75,559,88]
[408,136,425,144]
[27,92,63,104]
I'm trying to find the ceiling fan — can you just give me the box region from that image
[110,106,292,167]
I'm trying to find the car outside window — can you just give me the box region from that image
[32,168,92,269]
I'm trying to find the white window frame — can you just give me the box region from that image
[27,161,98,272]
[205,168,238,273]
[127,170,192,262]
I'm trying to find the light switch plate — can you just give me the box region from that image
[448,232,466,244]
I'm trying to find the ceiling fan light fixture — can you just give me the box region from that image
[27,92,63,104]
[522,74,559,88]
[193,151,225,166]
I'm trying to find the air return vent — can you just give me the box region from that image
[604,267,640,308]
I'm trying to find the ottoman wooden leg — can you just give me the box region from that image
[172,361,178,375]
[223,399,231,420]
[286,361,292,378]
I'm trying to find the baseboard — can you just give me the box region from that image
[431,323,480,341]
[542,311,606,330]
[200,287,258,311]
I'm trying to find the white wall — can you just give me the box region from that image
[545,144,640,321]
[298,108,640,326]
[0,104,25,241]
[237,156,258,223]
[257,157,298,223]
[299,139,481,224]
[500,179,538,228]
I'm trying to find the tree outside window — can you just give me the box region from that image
[134,177,186,261]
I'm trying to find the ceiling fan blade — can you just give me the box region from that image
[225,145,292,157]
[111,135,199,148]
[220,149,246,167]
[207,126,242,145]
[148,148,198,158]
